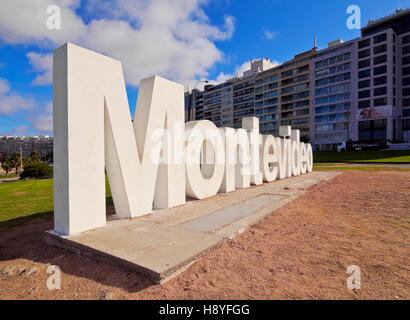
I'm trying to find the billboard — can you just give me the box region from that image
[357,106,397,120]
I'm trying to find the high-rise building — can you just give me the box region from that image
[186,8,410,148]
[312,38,358,151]
[189,50,317,143]
[0,136,53,160]
[357,8,410,143]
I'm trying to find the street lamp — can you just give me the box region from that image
[188,80,209,121]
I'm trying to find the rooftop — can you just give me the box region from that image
[362,7,410,31]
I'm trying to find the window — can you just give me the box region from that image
[265,90,279,98]
[374,55,387,65]
[374,97,387,106]
[315,114,348,125]
[315,53,351,68]
[315,93,350,105]
[358,100,371,108]
[403,88,410,96]
[358,49,370,59]
[359,79,370,89]
[374,65,387,75]
[403,35,410,45]
[358,69,371,78]
[358,59,371,69]
[374,76,387,86]
[358,38,370,49]
[315,102,350,114]
[295,109,309,116]
[403,56,410,65]
[265,75,278,83]
[403,67,410,76]
[265,82,278,91]
[374,87,387,96]
[403,45,410,55]
[374,44,387,55]
[359,90,370,99]
[315,63,350,78]
[282,74,309,86]
[403,98,410,107]
[373,33,387,44]
[281,91,309,102]
[282,65,309,78]
[282,83,308,94]
[403,77,410,86]
[359,119,387,141]
[315,72,350,87]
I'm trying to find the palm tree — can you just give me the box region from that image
[13,152,23,175]
[1,157,13,176]
[29,151,41,163]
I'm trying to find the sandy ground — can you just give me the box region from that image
[0,171,409,300]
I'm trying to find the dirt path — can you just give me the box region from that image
[0,171,409,300]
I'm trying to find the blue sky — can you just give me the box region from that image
[0,0,409,136]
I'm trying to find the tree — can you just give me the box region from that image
[1,157,13,176]
[20,162,53,179]
[13,152,23,175]
[29,152,41,163]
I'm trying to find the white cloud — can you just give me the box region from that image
[0,78,36,115]
[0,0,86,46]
[27,52,53,85]
[45,101,53,113]
[0,125,30,137]
[31,114,53,132]
[0,78,10,95]
[12,125,29,136]
[0,0,236,86]
[215,60,252,83]
[30,101,53,133]
[264,30,277,40]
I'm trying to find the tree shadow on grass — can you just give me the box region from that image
[0,205,155,296]
[0,211,53,231]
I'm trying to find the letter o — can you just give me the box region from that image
[185,121,225,199]
[300,142,307,174]
[306,143,313,172]
[291,140,301,176]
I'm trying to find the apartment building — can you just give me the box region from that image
[278,49,316,142]
[0,136,53,159]
[186,8,410,147]
[190,49,316,143]
[356,13,401,143]
[312,39,358,151]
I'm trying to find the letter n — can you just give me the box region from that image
[53,43,185,235]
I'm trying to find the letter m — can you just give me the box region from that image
[53,43,185,235]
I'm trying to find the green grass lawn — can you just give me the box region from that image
[313,166,410,172]
[314,151,410,163]
[0,177,113,229]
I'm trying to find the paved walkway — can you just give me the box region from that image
[45,171,339,284]
[0,176,20,183]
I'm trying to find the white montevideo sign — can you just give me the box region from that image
[53,43,313,236]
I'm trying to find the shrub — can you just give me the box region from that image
[20,162,53,179]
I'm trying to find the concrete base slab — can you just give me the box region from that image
[44,171,340,283]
